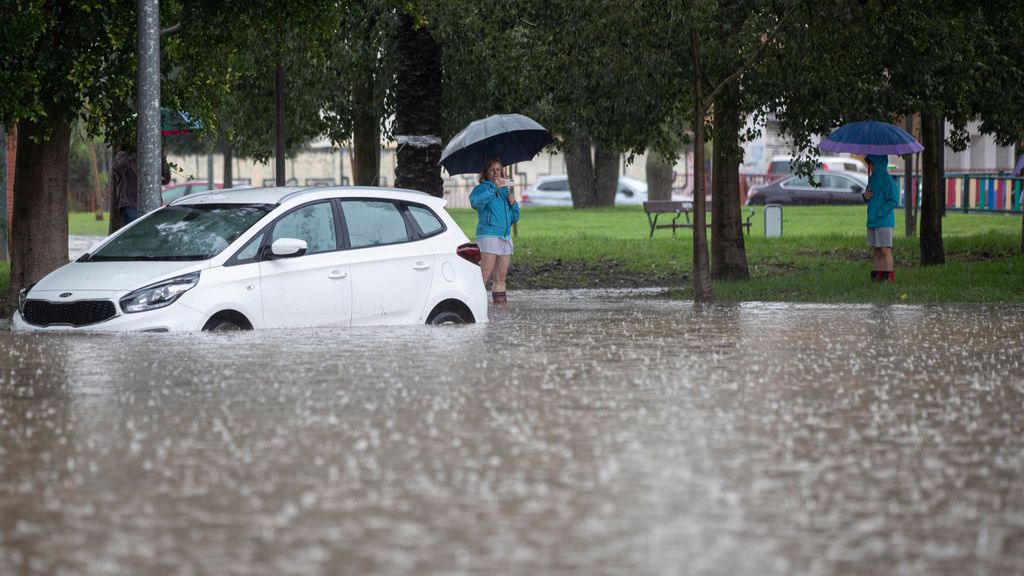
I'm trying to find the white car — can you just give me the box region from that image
[14,187,487,332]
[521,175,649,206]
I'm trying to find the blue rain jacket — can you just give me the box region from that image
[864,154,899,229]
[470,180,520,240]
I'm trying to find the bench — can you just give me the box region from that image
[643,200,754,238]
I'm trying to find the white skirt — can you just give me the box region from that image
[477,235,514,255]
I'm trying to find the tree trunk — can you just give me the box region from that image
[564,133,618,208]
[690,31,713,301]
[645,151,674,201]
[919,112,945,265]
[1,124,8,262]
[352,9,382,187]
[222,144,233,189]
[565,132,596,208]
[275,59,286,186]
[394,13,443,197]
[710,80,750,281]
[7,118,71,309]
[352,61,380,186]
[593,145,619,206]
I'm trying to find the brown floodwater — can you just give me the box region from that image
[1,291,1022,575]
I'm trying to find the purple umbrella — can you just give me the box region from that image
[1013,154,1024,176]
[818,120,924,155]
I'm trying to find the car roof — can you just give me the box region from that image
[171,186,445,208]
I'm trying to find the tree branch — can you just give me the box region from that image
[701,4,798,109]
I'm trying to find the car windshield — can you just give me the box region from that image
[88,204,274,261]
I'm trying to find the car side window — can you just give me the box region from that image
[406,204,445,237]
[271,202,337,254]
[618,185,633,197]
[342,200,410,248]
[820,175,846,189]
[784,175,814,189]
[234,232,265,262]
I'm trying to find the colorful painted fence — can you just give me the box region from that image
[893,173,1023,213]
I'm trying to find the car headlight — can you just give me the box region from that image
[119,272,200,314]
[18,282,37,314]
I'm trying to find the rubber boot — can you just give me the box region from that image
[492,291,507,304]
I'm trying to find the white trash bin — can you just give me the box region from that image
[764,204,783,237]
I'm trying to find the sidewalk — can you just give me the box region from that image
[69,235,104,260]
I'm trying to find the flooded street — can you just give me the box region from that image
[1,292,1022,575]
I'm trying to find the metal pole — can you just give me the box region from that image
[137,0,162,214]
[207,153,214,189]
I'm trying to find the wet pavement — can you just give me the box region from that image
[1,292,1022,575]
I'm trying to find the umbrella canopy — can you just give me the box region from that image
[818,120,923,155]
[440,114,554,175]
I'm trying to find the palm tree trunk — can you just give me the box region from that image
[394,13,443,196]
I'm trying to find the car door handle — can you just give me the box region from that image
[328,270,348,280]
[412,262,431,271]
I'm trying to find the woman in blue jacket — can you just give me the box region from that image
[470,157,520,304]
[862,154,899,282]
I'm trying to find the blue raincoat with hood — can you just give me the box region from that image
[470,180,520,240]
[864,154,899,229]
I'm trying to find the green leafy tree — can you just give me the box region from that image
[0,1,137,309]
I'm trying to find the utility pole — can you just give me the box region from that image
[137,0,161,213]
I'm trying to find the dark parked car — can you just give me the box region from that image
[746,170,868,205]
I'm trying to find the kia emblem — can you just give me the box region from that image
[59,292,72,298]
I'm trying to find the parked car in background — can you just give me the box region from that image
[746,170,868,205]
[767,155,867,179]
[161,180,251,204]
[15,186,486,332]
[521,175,649,206]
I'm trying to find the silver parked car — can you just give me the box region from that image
[746,170,869,205]
[521,175,649,206]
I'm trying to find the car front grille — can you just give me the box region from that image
[22,299,117,327]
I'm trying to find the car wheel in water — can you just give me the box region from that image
[205,319,243,332]
[427,310,468,326]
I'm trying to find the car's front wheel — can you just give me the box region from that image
[202,311,253,332]
[427,310,469,325]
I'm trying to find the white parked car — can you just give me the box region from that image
[14,187,487,332]
[521,175,649,206]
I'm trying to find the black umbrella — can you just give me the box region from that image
[439,114,553,175]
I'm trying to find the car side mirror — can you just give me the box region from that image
[269,237,308,258]
[852,185,864,194]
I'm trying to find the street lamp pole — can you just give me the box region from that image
[137,0,161,214]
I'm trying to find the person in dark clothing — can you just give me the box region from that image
[112,150,139,224]
[112,150,172,225]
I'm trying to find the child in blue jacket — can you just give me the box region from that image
[862,154,899,282]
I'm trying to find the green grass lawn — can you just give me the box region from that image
[69,212,112,237]
[29,206,1024,306]
[450,205,1024,303]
